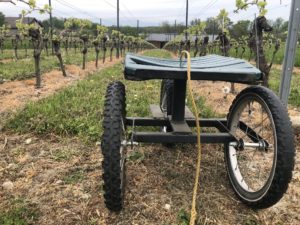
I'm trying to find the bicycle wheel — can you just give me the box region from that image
[101,81,127,212]
[225,86,295,209]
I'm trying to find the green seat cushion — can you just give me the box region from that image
[124,53,262,84]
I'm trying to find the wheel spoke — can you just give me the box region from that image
[228,95,276,193]
[226,87,294,208]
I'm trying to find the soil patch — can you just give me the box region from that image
[0,132,299,225]
[192,80,300,118]
[0,58,122,116]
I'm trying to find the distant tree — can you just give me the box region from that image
[161,21,172,33]
[190,18,201,26]
[175,23,186,34]
[0,12,5,26]
[272,18,284,31]
[230,20,251,39]
[216,9,232,33]
[42,17,65,31]
[119,26,138,36]
[204,17,220,34]
[269,17,289,36]
[52,17,65,30]
[281,21,289,33]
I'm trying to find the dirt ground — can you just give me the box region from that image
[0,55,299,224]
[0,131,299,225]
[0,58,122,116]
[0,79,299,225]
[191,81,300,117]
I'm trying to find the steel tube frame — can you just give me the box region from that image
[279,0,300,105]
[126,117,227,130]
[125,117,266,145]
[126,117,235,144]
[132,132,235,144]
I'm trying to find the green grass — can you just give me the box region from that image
[52,148,75,162]
[228,45,300,67]
[0,48,114,81]
[127,150,145,163]
[5,49,214,143]
[141,49,172,58]
[268,67,300,107]
[176,208,190,225]
[0,49,34,60]
[63,169,85,184]
[0,198,39,225]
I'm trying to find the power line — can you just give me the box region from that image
[190,0,218,17]
[101,0,116,9]
[54,0,99,21]
[176,0,187,18]
[121,2,137,20]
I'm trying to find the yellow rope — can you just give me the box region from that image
[181,51,202,225]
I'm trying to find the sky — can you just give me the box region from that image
[0,0,292,26]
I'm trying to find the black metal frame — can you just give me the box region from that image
[126,117,236,144]
[124,78,239,145]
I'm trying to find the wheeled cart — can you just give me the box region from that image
[100,53,295,212]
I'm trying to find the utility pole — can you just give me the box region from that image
[185,0,189,42]
[100,18,102,26]
[175,20,177,38]
[116,0,120,58]
[49,0,53,54]
[212,19,216,41]
[137,20,139,36]
[279,0,300,105]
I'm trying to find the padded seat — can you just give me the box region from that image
[124,53,263,84]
